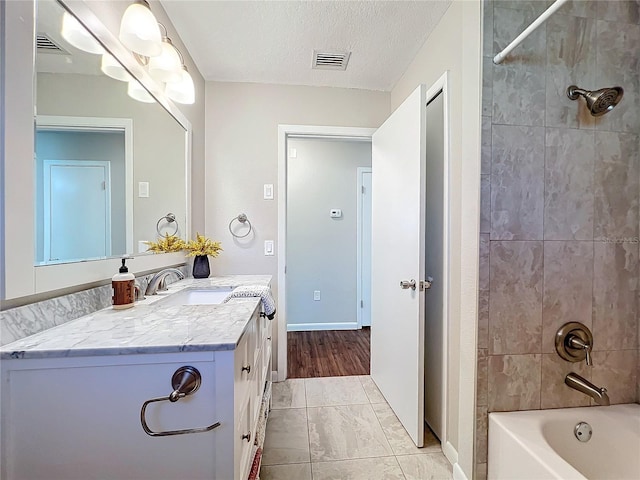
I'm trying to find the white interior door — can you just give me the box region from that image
[358,168,372,328]
[44,160,111,262]
[370,85,426,446]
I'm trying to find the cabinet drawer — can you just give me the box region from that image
[234,330,251,402]
[236,395,254,480]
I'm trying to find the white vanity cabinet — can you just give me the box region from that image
[0,304,273,480]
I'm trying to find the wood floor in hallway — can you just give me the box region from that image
[287,328,370,378]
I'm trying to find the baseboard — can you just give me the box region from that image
[443,440,458,464]
[453,463,469,480]
[287,322,359,332]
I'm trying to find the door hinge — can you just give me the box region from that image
[360,300,363,308]
[101,181,106,190]
[361,185,365,194]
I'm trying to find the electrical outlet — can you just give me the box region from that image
[313,290,321,301]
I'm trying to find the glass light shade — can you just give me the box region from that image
[61,11,104,54]
[119,2,162,57]
[101,53,132,82]
[148,38,182,83]
[165,67,195,104]
[127,79,156,103]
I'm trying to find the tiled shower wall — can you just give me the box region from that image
[476,0,640,477]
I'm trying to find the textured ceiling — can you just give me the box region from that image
[159,0,452,91]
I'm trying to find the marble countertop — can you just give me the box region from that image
[1,275,272,360]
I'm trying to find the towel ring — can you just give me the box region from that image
[156,213,179,236]
[229,213,252,238]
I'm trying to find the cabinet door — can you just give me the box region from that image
[5,356,218,480]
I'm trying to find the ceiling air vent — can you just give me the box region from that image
[312,50,351,71]
[36,33,67,54]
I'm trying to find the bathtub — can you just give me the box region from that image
[488,404,640,480]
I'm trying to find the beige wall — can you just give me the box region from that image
[390,1,482,477]
[204,81,389,374]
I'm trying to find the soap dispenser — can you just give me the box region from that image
[112,257,135,309]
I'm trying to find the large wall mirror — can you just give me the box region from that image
[1,0,191,301]
[34,0,187,265]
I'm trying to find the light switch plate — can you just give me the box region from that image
[264,240,274,256]
[138,182,149,198]
[264,184,274,200]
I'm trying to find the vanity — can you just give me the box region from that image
[0,275,273,480]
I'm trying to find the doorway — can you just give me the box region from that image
[277,125,376,381]
[283,135,373,378]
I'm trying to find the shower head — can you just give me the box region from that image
[567,85,624,117]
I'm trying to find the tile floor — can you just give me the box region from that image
[260,376,453,480]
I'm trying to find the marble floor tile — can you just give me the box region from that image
[371,402,441,455]
[358,375,387,404]
[396,453,453,480]
[272,379,306,409]
[311,457,405,480]
[307,404,392,462]
[305,376,369,407]
[262,408,310,466]
[260,463,312,480]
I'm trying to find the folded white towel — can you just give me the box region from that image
[225,285,276,319]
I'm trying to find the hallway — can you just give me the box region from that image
[260,376,452,480]
[287,329,370,378]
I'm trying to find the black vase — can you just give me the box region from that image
[192,255,210,279]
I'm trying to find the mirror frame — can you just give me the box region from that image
[1,0,192,303]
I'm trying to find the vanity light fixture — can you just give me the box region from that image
[60,11,104,54]
[119,0,162,57]
[165,64,195,105]
[101,53,133,82]
[148,31,183,84]
[127,78,157,103]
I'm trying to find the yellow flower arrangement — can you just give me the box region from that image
[184,233,223,258]
[145,234,186,253]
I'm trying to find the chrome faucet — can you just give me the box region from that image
[145,268,185,295]
[565,373,610,406]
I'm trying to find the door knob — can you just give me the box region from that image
[400,279,416,290]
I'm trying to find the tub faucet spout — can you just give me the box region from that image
[565,372,610,406]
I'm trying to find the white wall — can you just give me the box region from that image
[204,81,389,371]
[286,137,371,330]
[389,1,482,477]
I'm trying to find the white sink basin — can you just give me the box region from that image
[154,287,235,306]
